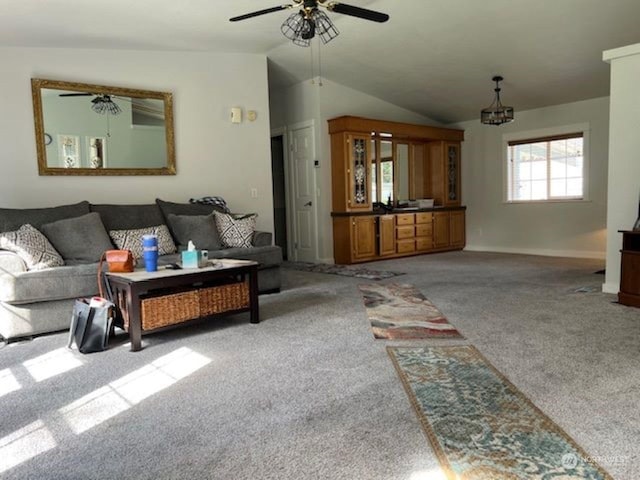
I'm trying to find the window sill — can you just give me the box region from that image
[504,198,590,205]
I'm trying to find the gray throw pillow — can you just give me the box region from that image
[41,212,114,264]
[166,213,221,250]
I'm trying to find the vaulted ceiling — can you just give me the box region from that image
[2,0,640,123]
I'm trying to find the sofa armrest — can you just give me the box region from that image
[0,250,27,274]
[252,231,272,247]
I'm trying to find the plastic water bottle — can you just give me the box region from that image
[142,234,159,272]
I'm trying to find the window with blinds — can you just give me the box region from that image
[507,132,584,202]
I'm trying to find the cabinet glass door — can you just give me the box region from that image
[370,138,377,203]
[350,135,370,209]
[446,143,460,205]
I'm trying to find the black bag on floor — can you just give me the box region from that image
[67,297,115,353]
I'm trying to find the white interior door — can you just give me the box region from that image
[290,123,317,262]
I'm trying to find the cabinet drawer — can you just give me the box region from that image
[396,225,415,239]
[396,214,415,225]
[396,239,416,253]
[416,237,433,251]
[415,224,432,237]
[416,212,432,224]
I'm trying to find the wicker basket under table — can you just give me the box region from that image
[140,281,249,331]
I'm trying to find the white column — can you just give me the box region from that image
[603,43,640,293]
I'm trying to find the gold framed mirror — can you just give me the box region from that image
[31,78,176,176]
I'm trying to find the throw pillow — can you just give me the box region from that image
[109,225,176,258]
[0,224,65,270]
[41,212,114,264]
[166,213,222,250]
[213,212,257,248]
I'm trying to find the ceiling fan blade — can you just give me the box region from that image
[59,93,93,97]
[229,5,291,22]
[327,2,389,22]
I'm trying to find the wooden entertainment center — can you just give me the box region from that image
[618,230,640,307]
[329,116,466,265]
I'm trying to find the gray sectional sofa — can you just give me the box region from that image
[0,199,282,341]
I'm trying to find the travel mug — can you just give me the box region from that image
[142,234,158,272]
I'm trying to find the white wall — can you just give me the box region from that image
[449,97,609,259]
[0,47,274,233]
[602,44,640,293]
[270,77,439,262]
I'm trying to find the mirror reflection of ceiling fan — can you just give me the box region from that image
[59,92,125,115]
[230,0,390,46]
[58,93,165,120]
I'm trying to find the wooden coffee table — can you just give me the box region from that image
[105,259,259,351]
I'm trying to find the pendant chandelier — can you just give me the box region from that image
[480,76,514,126]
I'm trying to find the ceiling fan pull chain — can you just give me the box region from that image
[317,38,323,86]
[310,39,316,84]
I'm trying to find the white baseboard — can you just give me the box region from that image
[317,257,334,265]
[464,244,606,260]
[602,282,619,294]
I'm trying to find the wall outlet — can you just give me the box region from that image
[250,188,258,198]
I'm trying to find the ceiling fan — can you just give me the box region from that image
[230,0,390,47]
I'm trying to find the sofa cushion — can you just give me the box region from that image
[0,201,90,232]
[90,204,165,231]
[40,212,114,264]
[166,213,222,250]
[0,263,99,304]
[0,251,27,273]
[214,212,257,248]
[109,225,176,258]
[0,224,65,271]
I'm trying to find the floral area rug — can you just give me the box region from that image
[283,261,404,281]
[358,283,463,339]
[387,345,613,480]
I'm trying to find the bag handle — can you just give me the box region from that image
[97,252,107,299]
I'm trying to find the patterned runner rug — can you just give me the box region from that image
[387,345,613,480]
[283,261,404,280]
[359,283,463,339]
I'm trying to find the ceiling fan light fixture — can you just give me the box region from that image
[314,10,339,44]
[281,8,338,46]
[91,95,122,115]
[281,12,311,46]
[480,76,514,126]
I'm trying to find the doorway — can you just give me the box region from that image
[270,135,288,260]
